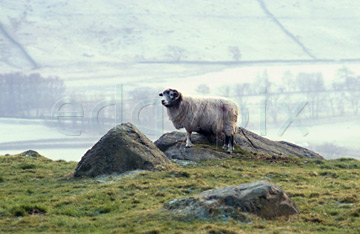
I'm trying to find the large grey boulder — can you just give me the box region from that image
[155,127,323,160]
[164,180,299,221]
[74,123,172,177]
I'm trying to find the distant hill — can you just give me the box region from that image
[1,0,360,72]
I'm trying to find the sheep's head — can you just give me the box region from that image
[159,88,181,108]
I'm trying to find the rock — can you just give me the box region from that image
[164,142,230,161]
[164,180,299,221]
[155,127,323,160]
[18,150,43,159]
[74,123,173,177]
[164,196,252,223]
[235,128,323,159]
[155,132,231,161]
[155,131,210,152]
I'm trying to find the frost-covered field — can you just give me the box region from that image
[0,118,98,161]
[1,115,359,161]
[1,0,360,72]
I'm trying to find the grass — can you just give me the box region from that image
[0,149,359,234]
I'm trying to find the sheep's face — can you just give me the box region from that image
[159,88,181,107]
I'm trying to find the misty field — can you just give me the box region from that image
[0,149,359,234]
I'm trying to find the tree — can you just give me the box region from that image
[335,67,360,115]
[252,70,271,95]
[196,84,210,95]
[281,70,297,93]
[166,46,187,62]
[228,46,241,61]
[0,72,65,118]
[217,85,231,97]
[296,72,325,119]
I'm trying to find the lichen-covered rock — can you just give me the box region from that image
[164,196,252,223]
[155,127,323,160]
[18,150,43,159]
[74,123,172,177]
[164,180,299,221]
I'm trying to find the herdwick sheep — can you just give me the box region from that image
[159,88,239,153]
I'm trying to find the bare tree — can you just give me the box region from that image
[228,46,241,61]
[281,70,297,93]
[217,85,231,97]
[234,83,250,105]
[0,73,65,118]
[166,46,187,62]
[296,72,325,119]
[253,70,271,95]
[335,67,360,115]
[196,84,210,95]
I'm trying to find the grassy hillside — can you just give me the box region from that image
[0,149,359,233]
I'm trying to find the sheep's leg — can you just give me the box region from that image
[185,131,192,148]
[222,136,229,150]
[227,135,234,153]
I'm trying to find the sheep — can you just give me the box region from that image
[159,88,239,153]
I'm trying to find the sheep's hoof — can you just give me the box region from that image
[227,147,233,154]
[222,145,228,150]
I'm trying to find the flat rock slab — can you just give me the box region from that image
[164,142,231,161]
[74,122,172,177]
[155,128,323,160]
[164,180,300,221]
[235,128,323,159]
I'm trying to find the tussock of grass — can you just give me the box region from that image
[0,152,360,233]
[10,204,47,217]
[18,163,37,170]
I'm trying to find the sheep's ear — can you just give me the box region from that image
[159,93,163,96]
[174,90,180,97]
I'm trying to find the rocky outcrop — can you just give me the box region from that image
[155,131,238,161]
[18,150,43,159]
[155,127,323,160]
[155,132,231,161]
[164,180,299,221]
[162,142,231,161]
[74,123,173,177]
[235,127,323,159]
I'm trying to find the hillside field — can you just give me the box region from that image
[0,149,360,234]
